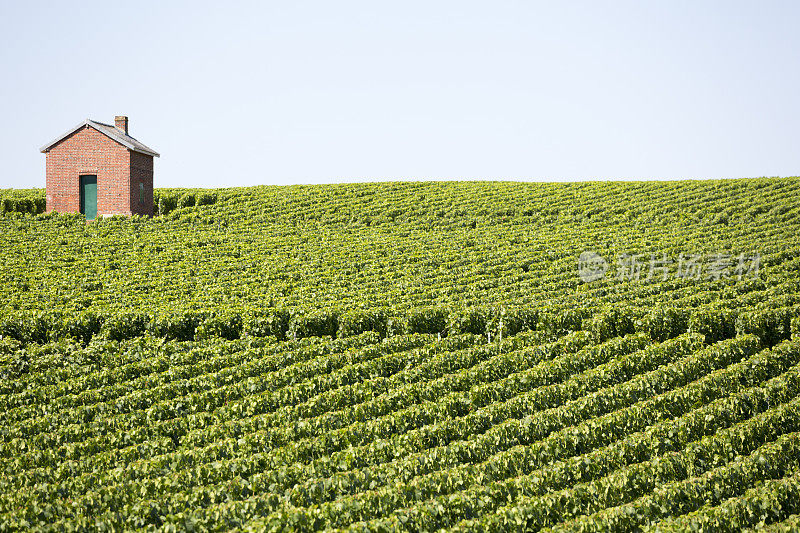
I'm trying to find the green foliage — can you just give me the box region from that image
[148,311,206,341]
[447,306,493,336]
[0,195,46,216]
[500,307,540,337]
[153,189,217,216]
[289,309,339,339]
[539,307,590,337]
[586,306,639,342]
[407,307,448,335]
[339,308,390,337]
[643,306,691,342]
[177,192,196,209]
[59,310,104,344]
[0,311,52,344]
[243,309,291,340]
[689,306,738,343]
[0,178,799,530]
[99,311,148,341]
[736,306,796,347]
[195,312,243,340]
[196,191,217,206]
[155,191,178,215]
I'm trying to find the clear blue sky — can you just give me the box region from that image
[1,1,799,188]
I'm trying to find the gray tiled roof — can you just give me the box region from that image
[40,119,160,157]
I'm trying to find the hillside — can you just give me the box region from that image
[1,178,800,531]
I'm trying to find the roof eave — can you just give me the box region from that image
[132,147,161,158]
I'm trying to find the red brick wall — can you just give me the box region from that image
[130,151,154,216]
[45,125,153,217]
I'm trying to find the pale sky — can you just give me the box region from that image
[1,1,798,188]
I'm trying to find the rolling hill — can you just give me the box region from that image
[1,178,799,531]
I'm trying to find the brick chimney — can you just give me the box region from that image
[115,116,129,135]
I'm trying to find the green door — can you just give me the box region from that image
[79,175,97,220]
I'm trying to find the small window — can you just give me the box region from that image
[139,182,145,204]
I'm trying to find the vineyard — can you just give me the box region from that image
[1,178,800,531]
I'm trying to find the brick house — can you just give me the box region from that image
[40,116,159,219]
